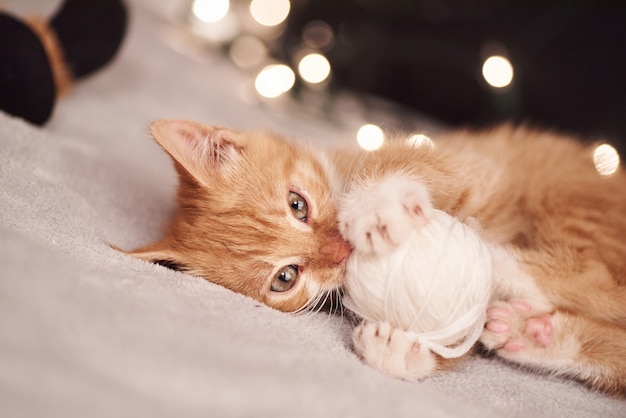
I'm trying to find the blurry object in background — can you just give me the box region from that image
[188,0,239,43]
[276,0,626,154]
[192,0,230,23]
[187,0,297,99]
[593,143,620,177]
[481,55,514,89]
[255,63,295,98]
[407,133,434,149]
[177,0,624,156]
[229,34,267,68]
[298,52,331,84]
[0,13,56,125]
[357,123,385,150]
[249,0,290,27]
[0,0,128,125]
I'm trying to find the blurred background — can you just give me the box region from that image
[4,0,625,157]
[183,0,626,155]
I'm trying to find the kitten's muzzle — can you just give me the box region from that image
[319,235,352,265]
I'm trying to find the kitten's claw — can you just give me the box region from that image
[339,175,433,256]
[352,321,436,381]
[481,300,554,355]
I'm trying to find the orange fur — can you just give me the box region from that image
[125,120,349,313]
[122,120,626,394]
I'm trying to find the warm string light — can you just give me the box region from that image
[357,124,385,151]
[189,0,238,43]
[255,64,295,98]
[187,4,399,148]
[192,0,229,23]
[408,133,434,148]
[298,53,331,84]
[593,143,620,176]
[201,1,328,99]
[249,0,291,27]
[187,1,526,140]
[187,1,337,100]
[482,55,514,88]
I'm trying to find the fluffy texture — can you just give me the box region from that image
[126,119,626,395]
[3,2,626,415]
[125,119,351,313]
[343,209,493,359]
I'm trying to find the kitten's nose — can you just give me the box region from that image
[320,235,352,265]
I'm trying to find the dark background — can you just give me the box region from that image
[277,0,626,154]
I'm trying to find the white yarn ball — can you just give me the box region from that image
[343,210,493,358]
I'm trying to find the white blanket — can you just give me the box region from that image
[1,1,624,416]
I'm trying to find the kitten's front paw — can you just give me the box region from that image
[339,175,433,255]
[352,321,436,381]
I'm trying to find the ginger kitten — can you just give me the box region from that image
[123,119,626,395]
[125,120,351,313]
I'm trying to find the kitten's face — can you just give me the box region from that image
[127,120,350,312]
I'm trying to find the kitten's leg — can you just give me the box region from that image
[481,300,626,394]
[339,174,433,255]
[352,321,438,380]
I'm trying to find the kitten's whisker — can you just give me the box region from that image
[292,287,345,319]
[318,291,331,315]
[333,288,345,315]
[333,289,346,324]
[292,289,324,316]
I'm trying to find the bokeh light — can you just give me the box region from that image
[230,35,267,69]
[302,21,334,49]
[192,0,229,23]
[255,64,295,98]
[298,53,331,84]
[593,143,620,176]
[357,124,385,151]
[250,0,291,27]
[407,133,434,148]
[482,55,514,88]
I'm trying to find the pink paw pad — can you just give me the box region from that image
[503,340,525,352]
[524,314,552,346]
[483,300,554,352]
[485,306,511,335]
[485,319,509,334]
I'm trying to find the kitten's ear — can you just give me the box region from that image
[121,244,188,272]
[149,119,244,185]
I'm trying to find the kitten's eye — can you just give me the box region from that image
[270,265,298,292]
[288,191,308,222]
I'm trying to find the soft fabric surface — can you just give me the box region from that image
[1,1,625,417]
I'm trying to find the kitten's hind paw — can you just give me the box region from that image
[481,300,553,355]
[352,321,436,381]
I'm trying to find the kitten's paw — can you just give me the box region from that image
[481,300,554,355]
[339,175,433,256]
[352,321,436,381]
